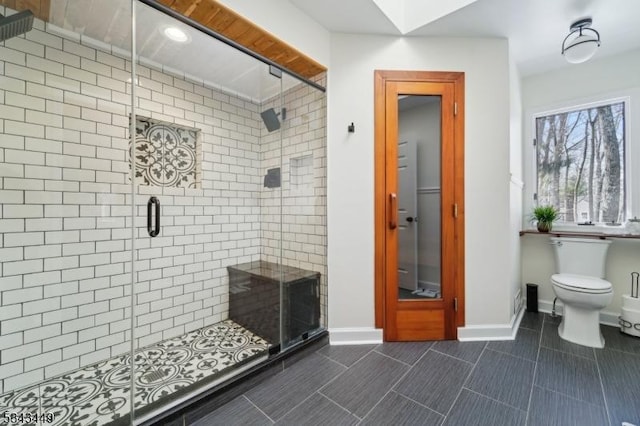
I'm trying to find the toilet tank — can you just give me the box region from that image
[550,237,611,278]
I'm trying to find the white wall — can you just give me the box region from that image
[522,48,640,109]
[509,48,523,318]
[327,34,512,334]
[214,3,517,337]
[521,48,640,318]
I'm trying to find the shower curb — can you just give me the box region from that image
[141,330,329,425]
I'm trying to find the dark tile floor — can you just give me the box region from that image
[190,313,640,426]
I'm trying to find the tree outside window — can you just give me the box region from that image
[535,101,625,224]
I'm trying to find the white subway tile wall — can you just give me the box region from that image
[0,17,327,395]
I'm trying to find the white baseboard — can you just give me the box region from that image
[536,298,619,327]
[457,307,525,341]
[328,327,383,345]
[329,301,620,346]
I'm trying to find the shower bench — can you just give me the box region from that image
[227,260,320,347]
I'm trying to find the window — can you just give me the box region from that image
[535,100,626,224]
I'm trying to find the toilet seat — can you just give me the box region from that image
[551,273,612,294]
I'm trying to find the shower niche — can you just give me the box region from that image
[0,1,327,424]
[132,116,202,188]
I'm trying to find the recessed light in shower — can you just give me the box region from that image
[162,26,190,43]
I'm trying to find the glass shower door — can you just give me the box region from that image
[277,72,327,351]
[129,2,285,420]
[0,1,140,424]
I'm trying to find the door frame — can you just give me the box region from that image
[374,70,465,340]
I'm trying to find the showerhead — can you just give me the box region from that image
[0,10,34,42]
[260,107,286,132]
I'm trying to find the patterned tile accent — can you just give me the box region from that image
[133,117,201,188]
[0,320,268,426]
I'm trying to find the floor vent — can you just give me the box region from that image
[143,369,168,383]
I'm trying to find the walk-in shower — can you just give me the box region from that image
[0,1,327,424]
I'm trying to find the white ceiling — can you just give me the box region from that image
[289,0,640,76]
[44,0,640,94]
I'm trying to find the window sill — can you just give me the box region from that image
[519,229,640,239]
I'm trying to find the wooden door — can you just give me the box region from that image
[374,71,465,341]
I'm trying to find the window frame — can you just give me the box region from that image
[524,94,633,231]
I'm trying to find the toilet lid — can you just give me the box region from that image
[551,273,612,293]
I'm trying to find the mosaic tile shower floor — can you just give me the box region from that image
[0,320,269,426]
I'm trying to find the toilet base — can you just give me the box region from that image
[558,304,605,348]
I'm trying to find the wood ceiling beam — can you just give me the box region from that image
[0,0,327,80]
[156,0,327,79]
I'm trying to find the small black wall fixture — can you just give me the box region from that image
[0,10,34,42]
[348,122,355,133]
[526,283,538,313]
[261,108,287,132]
[264,167,281,188]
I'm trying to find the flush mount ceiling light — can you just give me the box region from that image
[162,25,190,43]
[561,18,601,64]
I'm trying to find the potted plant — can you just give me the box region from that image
[531,205,558,233]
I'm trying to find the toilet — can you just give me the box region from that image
[550,237,613,348]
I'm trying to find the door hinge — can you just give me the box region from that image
[533,193,538,201]
[533,138,537,146]
[453,203,458,218]
[454,102,458,116]
[454,297,458,312]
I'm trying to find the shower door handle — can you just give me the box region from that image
[389,193,397,230]
[147,196,160,237]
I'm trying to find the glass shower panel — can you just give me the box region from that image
[278,72,327,350]
[131,2,282,420]
[257,65,285,351]
[0,1,137,424]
